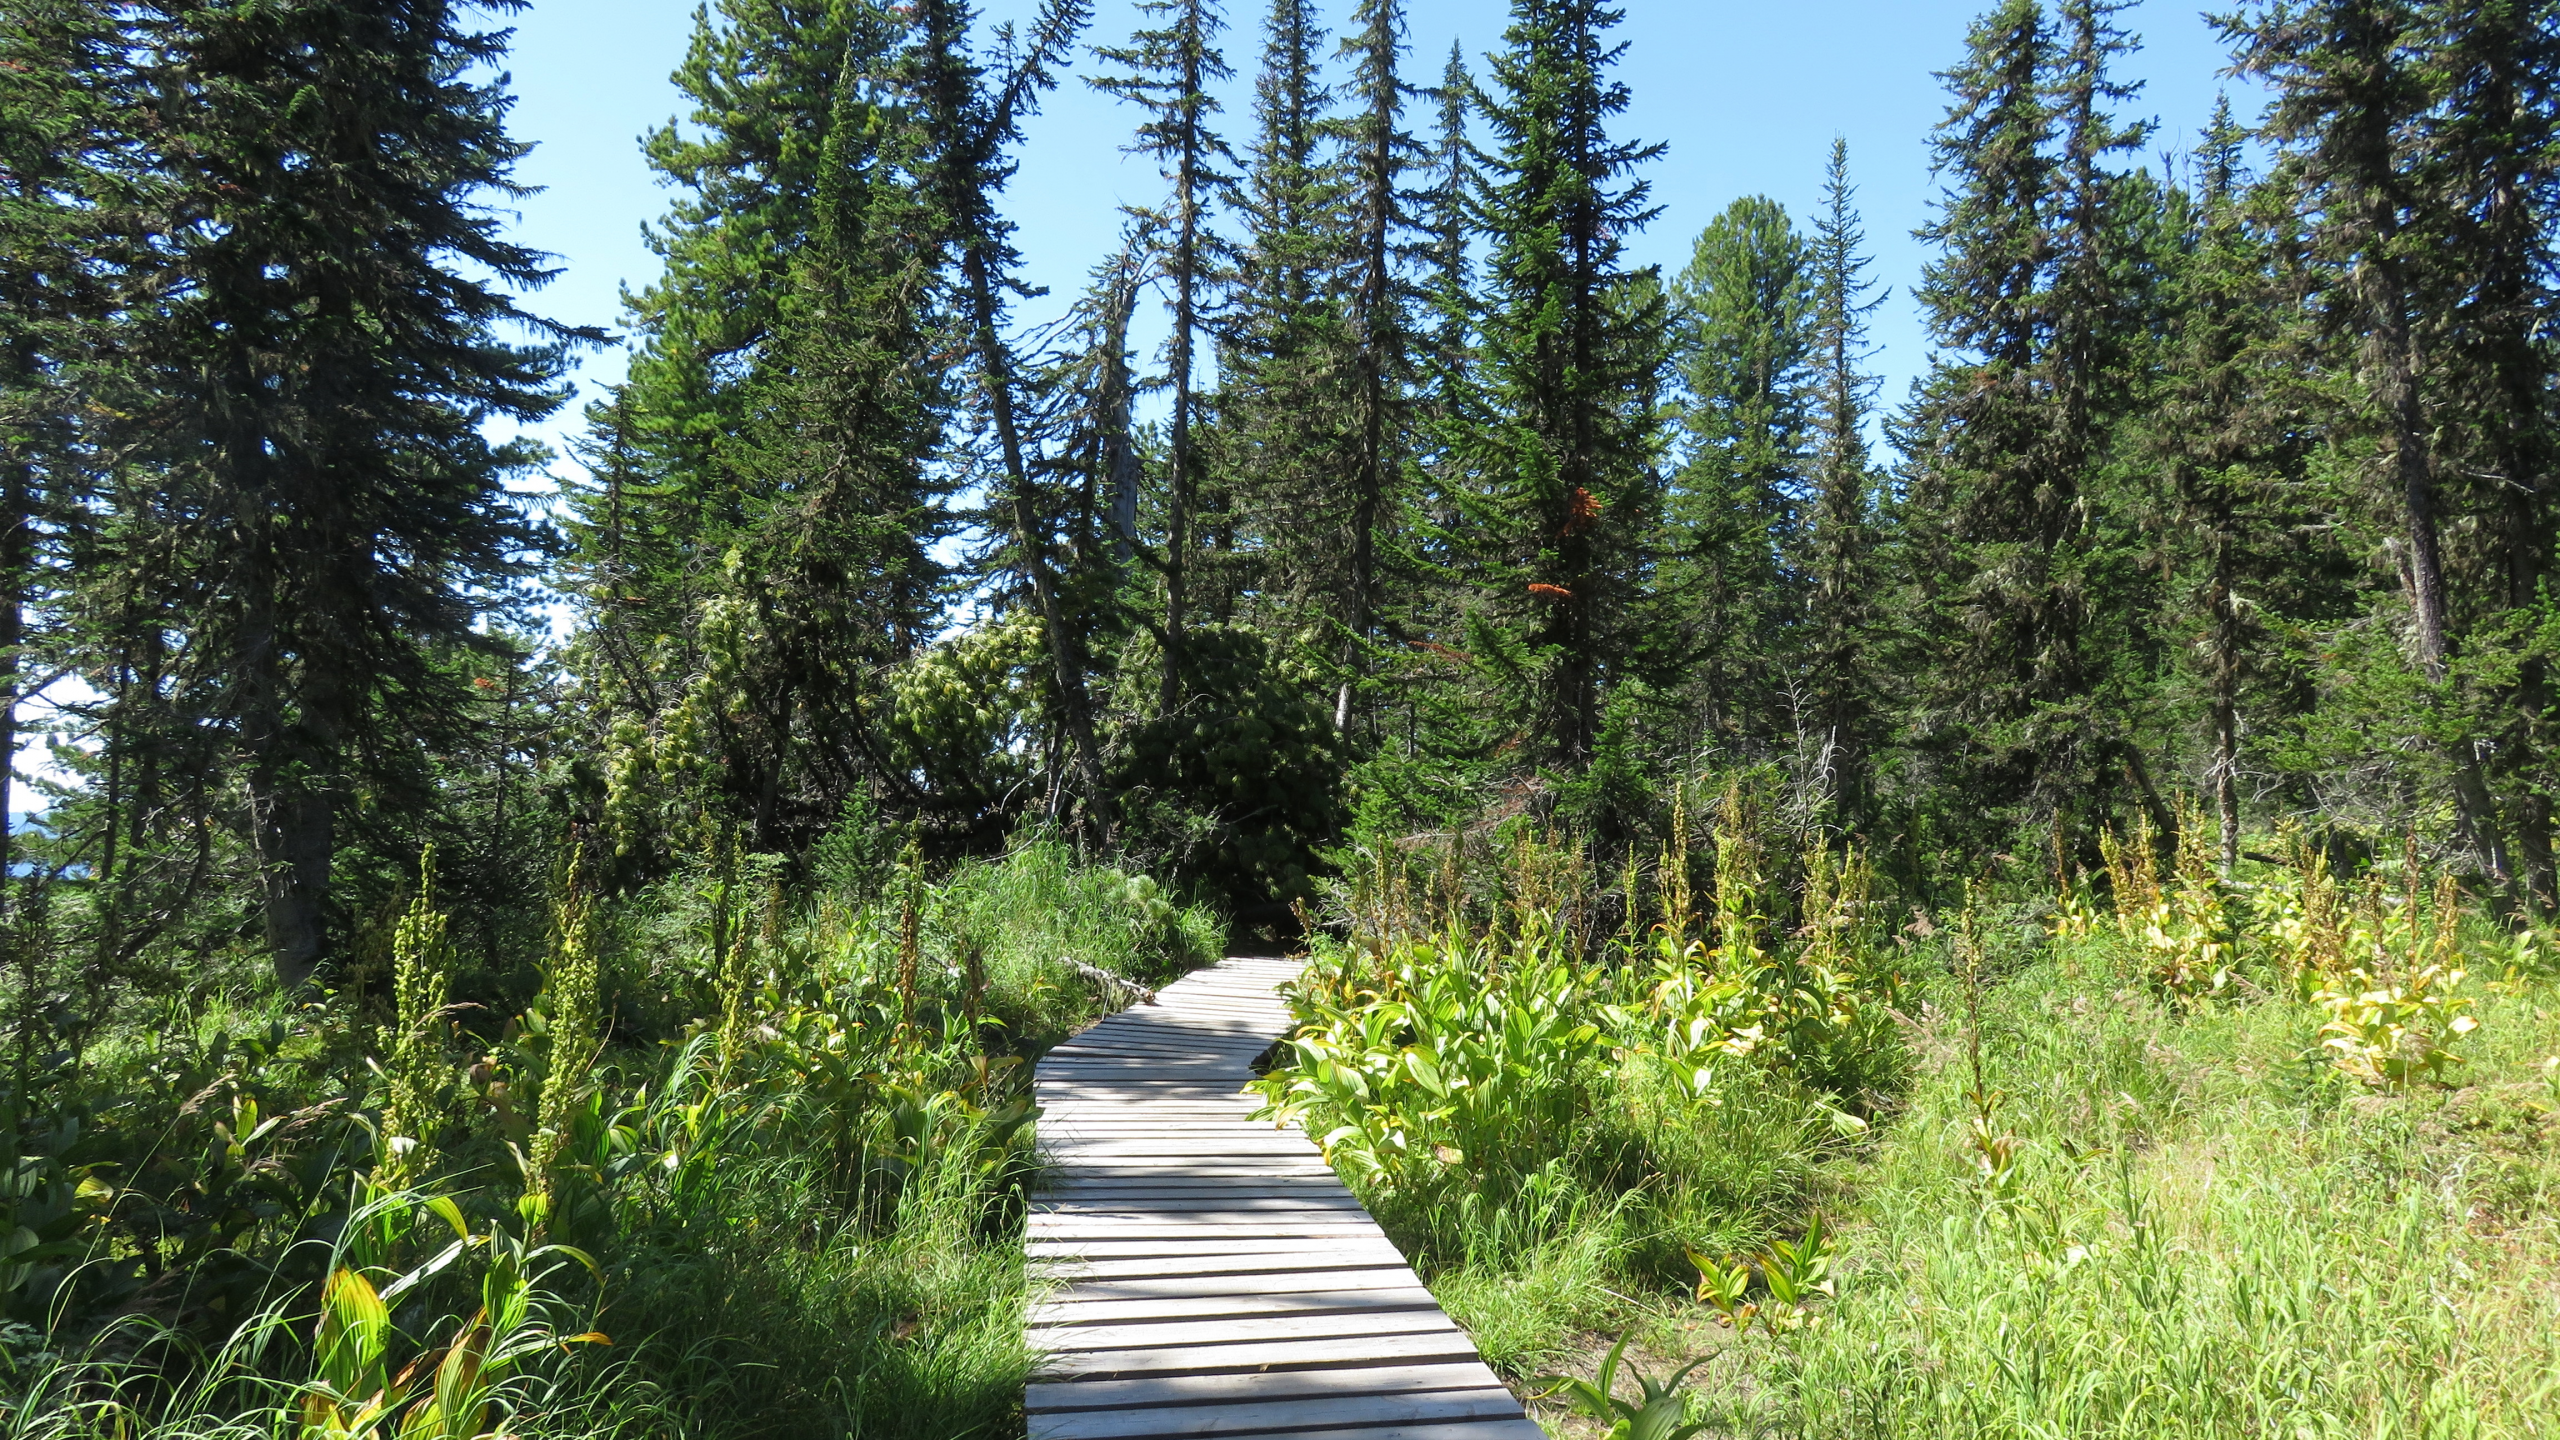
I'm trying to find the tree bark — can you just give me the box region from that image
[916,0,1105,838]
[2210,546,2241,877]
[2366,258,2509,883]
[1162,62,1203,712]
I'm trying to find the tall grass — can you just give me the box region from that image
[1759,934,2560,1440]
[1271,807,2560,1439]
[0,836,1222,1439]
[1255,794,1901,1375]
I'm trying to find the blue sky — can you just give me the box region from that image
[492,0,2257,473]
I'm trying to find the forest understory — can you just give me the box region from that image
[1254,803,2560,1440]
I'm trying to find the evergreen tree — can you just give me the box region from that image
[913,0,1102,834]
[2223,0,2511,881]
[2422,0,2560,909]
[0,0,121,930]
[1217,0,1349,633]
[1329,0,1421,735]
[1094,0,1233,707]
[116,0,584,987]
[1419,41,1478,395]
[1804,138,1886,823]
[577,1,965,859]
[1900,0,2163,846]
[1456,0,1669,774]
[2144,102,2302,872]
[1898,0,2059,838]
[1666,196,1812,749]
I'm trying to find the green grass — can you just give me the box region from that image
[1,837,1225,1440]
[1408,934,2560,1438]
[1267,853,2560,1439]
[1760,943,2560,1440]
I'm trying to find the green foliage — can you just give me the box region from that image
[1746,915,2560,1440]
[378,855,456,1196]
[1257,816,1904,1360]
[1533,1332,1710,1440]
[1111,626,1346,913]
[1444,0,1671,772]
[0,842,1212,1437]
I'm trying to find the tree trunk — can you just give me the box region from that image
[2368,264,2509,883]
[915,0,1105,837]
[961,244,1107,833]
[0,424,25,957]
[1162,112,1201,711]
[1100,250,1144,570]
[1338,15,1397,739]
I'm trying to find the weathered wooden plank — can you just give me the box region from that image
[1028,1284,1442,1329]
[1027,1306,1465,1355]
[1024,1385,1527,1440]
[1030,1327,1491,1380]
[1027,1235,1399,1260]
[1026,1192,1351,1211]
[1026,1361,1497,1411]
[1036,1128,1307,1139]
[1039,1168,1338,1184]
[1036,1176,1352,1195]
[1040,1265,1422,1304]
[1036,1246,1408,1279]
[1025,1224,1386,1246]
[1035,1138,1298,1152]
[1036,1120,1294,1132]
[1224,1421,1549,1440]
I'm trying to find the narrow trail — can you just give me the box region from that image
[1025,955,1545,1440]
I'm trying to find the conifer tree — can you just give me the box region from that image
[0,0,121,926]
[2223,0,2510,880]
[913,0,1103,832]
[1095,0,1233,707]
[1667,197,1812,747]
[1805,139,1886,822]
[1456,0,1669,773]
[1328,0,1420,735]
[1419,41,1478,393]
[578,1,966,857]
[1408,40,1476,579]
[1898,0,2056,837]
[2145,102,2298,872]
[2422,0,2560,909]
[119,0,583,987]
[1902,0,2163,844]
[1219,0,1348,631]
[723,14,954,849]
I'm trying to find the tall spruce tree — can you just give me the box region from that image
[1329,0,1420,735]
[578,1,964,859]
[1456,0,1669,774]
[2223,0,2511,881]
[2145,102,2296,872]
[1805,138,1886,823]
[913,0,1102,834]
[1666,197,1813,748]
[1094,0,1233,707]
[118,0,582,987]
[1218,0,1348,633]
[2422,0,2560,909]
[1901,0,2164,846]
[1900,0,2059,838]
[0,0,121,934]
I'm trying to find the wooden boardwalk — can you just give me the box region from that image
[1026,956,1546,1440]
